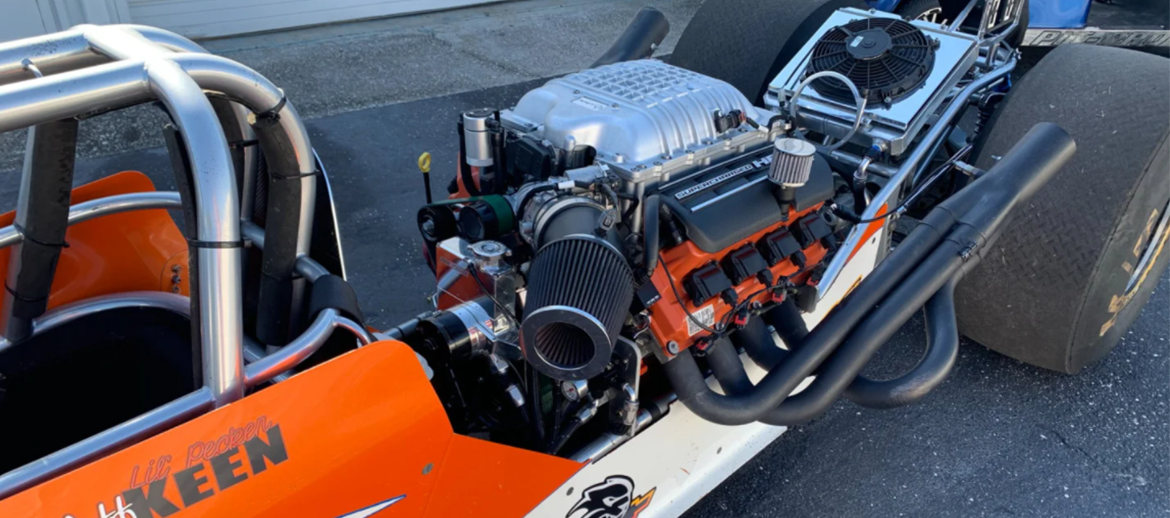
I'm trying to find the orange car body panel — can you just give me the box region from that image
[0,171,189,314]
[647,204,829,352]
[0,172,584,517]
[0,340,582,517]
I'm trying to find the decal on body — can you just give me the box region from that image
[567,475,655,518]
[335,495,406,518]
[64,418,288,518]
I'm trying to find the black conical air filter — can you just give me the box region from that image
[806,17,936,105]
[521,235,634,380]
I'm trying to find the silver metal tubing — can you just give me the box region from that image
[817,58,1016,299]
[314,149,348,279]
[243,339,292,384]
[0,30,104,86]
[68,191,182,225]
[166,53,316,255]
[0,289,279,365]
[0,387,214,500]
[0,26,322,492]
[831,150,897,178]
[0,291,190,353]
[124,27,261,222]
[145,58,246,407]
[172,55,285,113]
[2,26,309,262]
[126,25,205,53]
[0,60,149,133]
[241,220,331,281]
[84,24,172,61]
[21,60,44,79]
[244,308,374,386]
[948,0,981,32]
[244,341,267,364]
[0,192,183,249]
[570,391,677,463]
[296,258,331,283]
[570,410,653,463]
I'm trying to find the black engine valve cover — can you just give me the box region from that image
[660,146,834,253]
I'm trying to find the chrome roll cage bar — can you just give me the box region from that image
[0,26,368,498]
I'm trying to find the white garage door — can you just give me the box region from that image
[0,1,50,41]
[128,0,498,39]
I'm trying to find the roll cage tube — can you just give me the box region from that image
[0,26,353,499]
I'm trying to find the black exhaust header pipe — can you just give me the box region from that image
[592,7,670,68]
[663,123,1076,425]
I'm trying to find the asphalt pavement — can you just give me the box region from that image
[4,76,1164,517]
[0,0,702,171]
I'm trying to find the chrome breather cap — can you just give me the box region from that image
[769,137,817,188]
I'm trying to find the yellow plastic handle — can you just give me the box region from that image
[417,152,432,174]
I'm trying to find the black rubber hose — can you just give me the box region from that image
[252,117,306,346]
[209,97,246,198]
[835,129,1072,396]
[768,299,810,356]
[592,7,670,67]
[598,182,622,224]
[844,277,960,409]
[735,298,812,371]
[852,176,868,215]
[642,194,661,276]
[706,338,754,395]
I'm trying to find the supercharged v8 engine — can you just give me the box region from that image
[408,7,987,459]
[412,59,844,455]
[396,0,1091,462]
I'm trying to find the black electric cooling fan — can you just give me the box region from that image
[806,18,937,106]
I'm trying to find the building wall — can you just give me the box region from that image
[127,0,498,39]
[1,0,497,41]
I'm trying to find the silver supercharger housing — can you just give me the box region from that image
[765,8,980,156]
[500,60,785,198]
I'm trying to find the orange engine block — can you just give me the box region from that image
[645,202,832,355]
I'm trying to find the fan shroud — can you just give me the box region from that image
[805,18,937,106]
